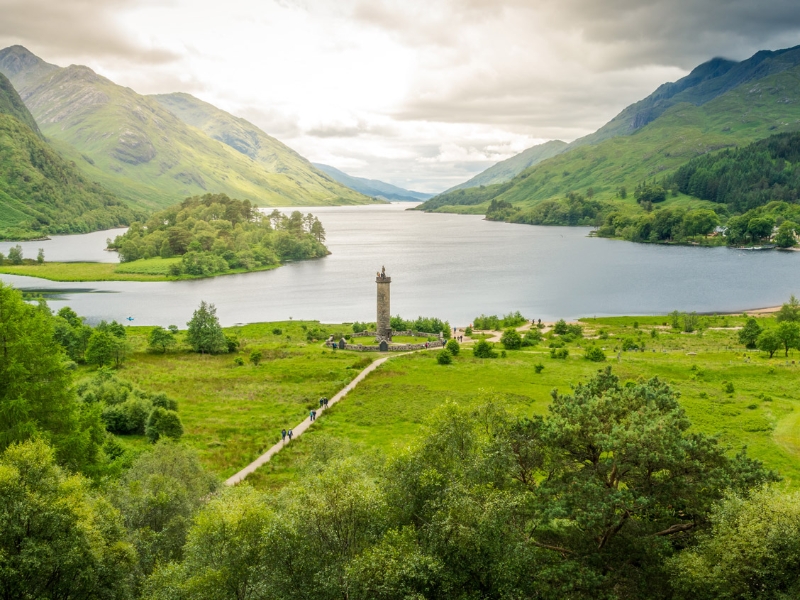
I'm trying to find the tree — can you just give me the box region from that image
[682,209,719,237]
[500,328,522,350]
[7,244,22,264]
[747,216,774,241]
[36,248,44,264]
[670,487,800,600]
[738,317,762,349]
[0,283,104,471]
[86,328,129,367]
[148,326,176,353]
[0,440,136,599]
[757,329,781,358]
[776,321,800,356]
[310,218,326,242]
[776,294,800,322]
[146,407,184,442]
[553,319,568,334]
[114,443,217,577]
[186,301,227,354]
[775,220,798,248]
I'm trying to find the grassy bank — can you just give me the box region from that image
[246,314,800,490]
[0,257,280,282]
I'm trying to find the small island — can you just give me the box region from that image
[0,193,330,282]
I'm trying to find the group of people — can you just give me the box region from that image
[281,397,330,443]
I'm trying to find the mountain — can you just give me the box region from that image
[0,71,138,239]
[0,46,371,210]
[151,93,374,202]
[444,140,568,191]
[311,163,432,201]
[419,45,800,214]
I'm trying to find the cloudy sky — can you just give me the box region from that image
[2,0,800,192]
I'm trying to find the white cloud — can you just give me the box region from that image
[2,0,799,192]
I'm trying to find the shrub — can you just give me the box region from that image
[522,329,542,347]
[146,408,184,442]
[553,319,568,335]
[473,314,501,330]
[225,335,239,353]
[233,356,244,366]
[550,348,569,359]
[249,350,263,366]
[446,339,460,355]
[549,339,565,349]
[473,340,497,358]
[723,381,735,394]
[465,326,473,336]
[621,338,643,351]
[272,328,283,335]
[501,328,522,350]
[437,350,452,365]
[584,346,606,362]
[534,363,544,373]
[151,392,178,411]
[599,329,609,339]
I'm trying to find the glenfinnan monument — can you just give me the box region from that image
[376,266,391,341]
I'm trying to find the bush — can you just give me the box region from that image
[465,326,473,336]
[522,329,542,347]
[473,340,497,358]
[534,363,545,373]
[146,408,184,442]
[445,339,460,355]
[584,346,606,362]
[550,348,569,359]
[500,328,522,350]
[151,392,178,411]
[233,356,244,366]
[473,314,501,330]
[553,319,568,335]
[723,381,735,394]
[249,350,262,366]
[225,335,239,353]
[437,350,452,365]
[272,328,283,335]
[621,338,643,351]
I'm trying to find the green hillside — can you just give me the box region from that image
[0,72,39,135]
[420,62,800,215]
[0,73,138,240]
[0,47,371,211]
[446,139,568,191]
[151,93,372,203]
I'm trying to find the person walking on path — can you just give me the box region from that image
[288,429,293,441]
[310,410,317,422]
[323,397,329,408]
[281,429,287,443]
[319,397,324,408]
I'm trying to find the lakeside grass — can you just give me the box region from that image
[0,258,280,282]
[246,314,800,490]
[77,312,800,490]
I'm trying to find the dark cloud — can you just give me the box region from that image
[0,0,179,64]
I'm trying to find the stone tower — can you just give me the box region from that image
[376,266,391,341]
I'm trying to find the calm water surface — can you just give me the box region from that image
[1,203,799,326]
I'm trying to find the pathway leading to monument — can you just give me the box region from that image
[224,352,406,486]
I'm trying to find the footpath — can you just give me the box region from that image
[224,353,399,486]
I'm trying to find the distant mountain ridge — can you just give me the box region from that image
[437,45,800,201]
[0,45,372,211]
[419,44,800,214]
[0,71,138,239]
[311,163,432,201]
[445,140,568,191]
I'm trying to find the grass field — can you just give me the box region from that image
[0,259,280,282]
[99,321,377,477]
[245,314,800,490]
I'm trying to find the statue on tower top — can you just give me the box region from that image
[381,266,386,278]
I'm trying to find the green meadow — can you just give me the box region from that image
[94,312,800,489]
[0,257,279,281]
